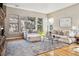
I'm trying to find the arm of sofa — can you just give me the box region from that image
[67,38,76,44]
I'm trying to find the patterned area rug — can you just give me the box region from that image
[5,39,68,56]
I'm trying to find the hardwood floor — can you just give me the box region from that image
[38,43,79,56]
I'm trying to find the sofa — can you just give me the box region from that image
[23,32,41,42]
[52,29,76,44]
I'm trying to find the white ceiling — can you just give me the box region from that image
[4,3,76,14]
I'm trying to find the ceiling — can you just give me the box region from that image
[4,3,76,14]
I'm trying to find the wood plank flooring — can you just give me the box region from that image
[38,43,79,56]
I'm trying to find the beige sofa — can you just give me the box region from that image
[52,29,76,44]
[26,33,41,42]
[53,34,76,44]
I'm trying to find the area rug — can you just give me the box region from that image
[5,39,68,56]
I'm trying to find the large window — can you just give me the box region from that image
[37,18,43,32]
[9,15,19,33]
[8,15,43,33]
[20,17,27,32]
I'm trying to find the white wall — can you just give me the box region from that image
[47,4,79,31]
[5,6,48,37]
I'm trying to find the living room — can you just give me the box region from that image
[0,3,79,56]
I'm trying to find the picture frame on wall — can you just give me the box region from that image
[59,17,72,28]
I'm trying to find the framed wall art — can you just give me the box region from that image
[59,17,72,28]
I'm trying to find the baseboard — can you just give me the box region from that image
[6,36,24,41]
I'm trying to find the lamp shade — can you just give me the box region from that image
[72,26,77,30]
[48,18,54,24]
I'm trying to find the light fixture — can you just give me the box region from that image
[72,26,77,30]
[48,18,54,24]
[1,27,3,30]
